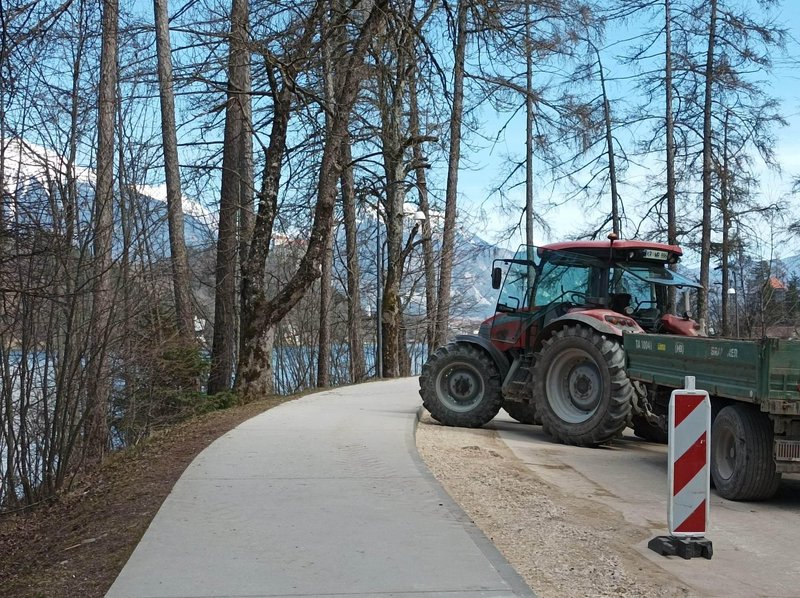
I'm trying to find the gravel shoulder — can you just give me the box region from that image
[415,411,697,598]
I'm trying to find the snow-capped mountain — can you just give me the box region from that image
[2,139,216,252]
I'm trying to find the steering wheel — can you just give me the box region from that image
[567,290,588,305]
[632,299,658,313]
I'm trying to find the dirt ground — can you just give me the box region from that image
[415,411,698,598]
[0,395,295,598]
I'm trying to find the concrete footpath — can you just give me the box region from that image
[107,378,533,598]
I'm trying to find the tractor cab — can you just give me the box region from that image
[485,240,702,350]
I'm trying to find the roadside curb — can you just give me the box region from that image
[412,406,537,598]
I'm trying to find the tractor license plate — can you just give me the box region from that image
[642,249,669,261]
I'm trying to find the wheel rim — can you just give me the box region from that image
[713,423,736,481]
[545,347,603,423]
[435,361,485,412]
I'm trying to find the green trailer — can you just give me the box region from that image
[624,333,800,500]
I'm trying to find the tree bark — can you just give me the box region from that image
[698,0,718,335]
[153,0,194,342]
[408,63,436,355]
[318,9,337,388]
[86,0,119,459]
[341,137,366,382]
[378,50,407,379]
[720,111,730,337]
[525,0,535,245]
[595,47,618,236]
[208,0,249,394]
[237,83,291,399]
[317,227,333,387]
[434,0,467,348]
[665,0,678,311]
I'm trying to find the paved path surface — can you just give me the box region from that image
[107,378,533,598]
[492,414,800,598]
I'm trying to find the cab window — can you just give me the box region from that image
[534,261,591,306]
[497,260,531,311]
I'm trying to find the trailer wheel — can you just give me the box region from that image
[419,342,503,428]
[503,400,541,425]
[533,325,633,446]
[711,404,780,501]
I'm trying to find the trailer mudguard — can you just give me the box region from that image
[454,334,512,380]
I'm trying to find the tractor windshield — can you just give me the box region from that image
[609,263,700,327]
[617,264,701,288]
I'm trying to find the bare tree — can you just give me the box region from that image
[236,0,389,401]
[208,0,250,394]
[153,0,194,343]
[433,0,467,348]
[340,136,366,382]
[85,0,119,459]
[697,0,718,335]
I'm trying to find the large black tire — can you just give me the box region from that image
[532,325,633,446]
[631,414,668,444]
[503,400,541,425]
[419,342,503,428]
[711,404,780,501]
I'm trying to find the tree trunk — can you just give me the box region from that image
[153,0,194,342]
[596,47,618,235]
[317,11,337,388]
[209,0,249,394]
[317,228,333,387]
[720,111,730,337]
[434,0,467,348]
[237,58,254,359]
[665,0,676,246]
[698,0,718,335]
[378,63,406,379]
[525,0,535,245]
[86,0,119,459]
[665,0,678,311]
[408,65,436,355]
[341,138,366,382]
[237,82,291,399]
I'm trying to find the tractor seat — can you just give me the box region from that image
[609,293,632,314]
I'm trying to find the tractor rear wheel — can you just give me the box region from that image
[533,325,633,446]
[419,342,503,428]
[503,400,540,425]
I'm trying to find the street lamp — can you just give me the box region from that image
[727,287,739,338]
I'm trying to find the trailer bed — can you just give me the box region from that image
[623,333,800,410]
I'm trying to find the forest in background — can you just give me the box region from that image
[1,0,799,510]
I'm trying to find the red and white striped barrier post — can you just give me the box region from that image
[649,376,714,559]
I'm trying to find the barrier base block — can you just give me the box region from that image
[648,535,713,560]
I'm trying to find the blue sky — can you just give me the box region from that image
[455,1,800,263]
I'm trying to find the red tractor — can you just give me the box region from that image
[419,237,702,446]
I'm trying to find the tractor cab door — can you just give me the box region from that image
[490,246,539,349]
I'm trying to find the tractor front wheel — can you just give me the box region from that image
[533,325,633,446]
[419,342,503,428]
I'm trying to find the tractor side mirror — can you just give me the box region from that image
[491,267,503,289]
